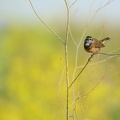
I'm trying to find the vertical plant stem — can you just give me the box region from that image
[65,42,69,120]
[64,0,70,119]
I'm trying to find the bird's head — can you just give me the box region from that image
[84,36,93,47]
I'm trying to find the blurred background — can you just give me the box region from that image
[0,0,120,120]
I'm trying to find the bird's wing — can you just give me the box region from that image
[92,40,105,48]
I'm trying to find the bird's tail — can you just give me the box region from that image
[101,37,110,43]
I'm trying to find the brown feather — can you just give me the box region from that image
[92,40,105,48]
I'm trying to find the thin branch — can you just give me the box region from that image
[69,53,95,89]
[69,28,77,46]
[73,102,79,120]
[58,67,66,113]
[88,0,114,25]
[77,56,113,69]
[97,0,114,10]
[64,0,70,45]
[69,50,120,89]
[71,46,79,102]
[77,48,120,69]
[70,0,78,8]
[74,65,112,102]
[64,0,70,120]
[97,52,120,56]
[28,0,65,44]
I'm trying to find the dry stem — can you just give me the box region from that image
[28,0,65,44]
[69,52,120,89]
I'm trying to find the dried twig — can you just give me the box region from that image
[69,28,77,46]
[74,65,112,102]
[58,67,66,113]
[64,0,70,119]
[69,53,95,89]
[77,48,120,69]
[69,51,120,89]
[88,0,114,25]
[70,0,78,8]
[97,52,120,56]
[28,0,65,44]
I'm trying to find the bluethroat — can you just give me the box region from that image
[84,36,110,53]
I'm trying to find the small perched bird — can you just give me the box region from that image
[84,36,110,53]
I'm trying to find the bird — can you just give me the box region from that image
[84,36,110,53]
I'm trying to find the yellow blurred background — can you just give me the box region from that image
[0,0,120,120]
